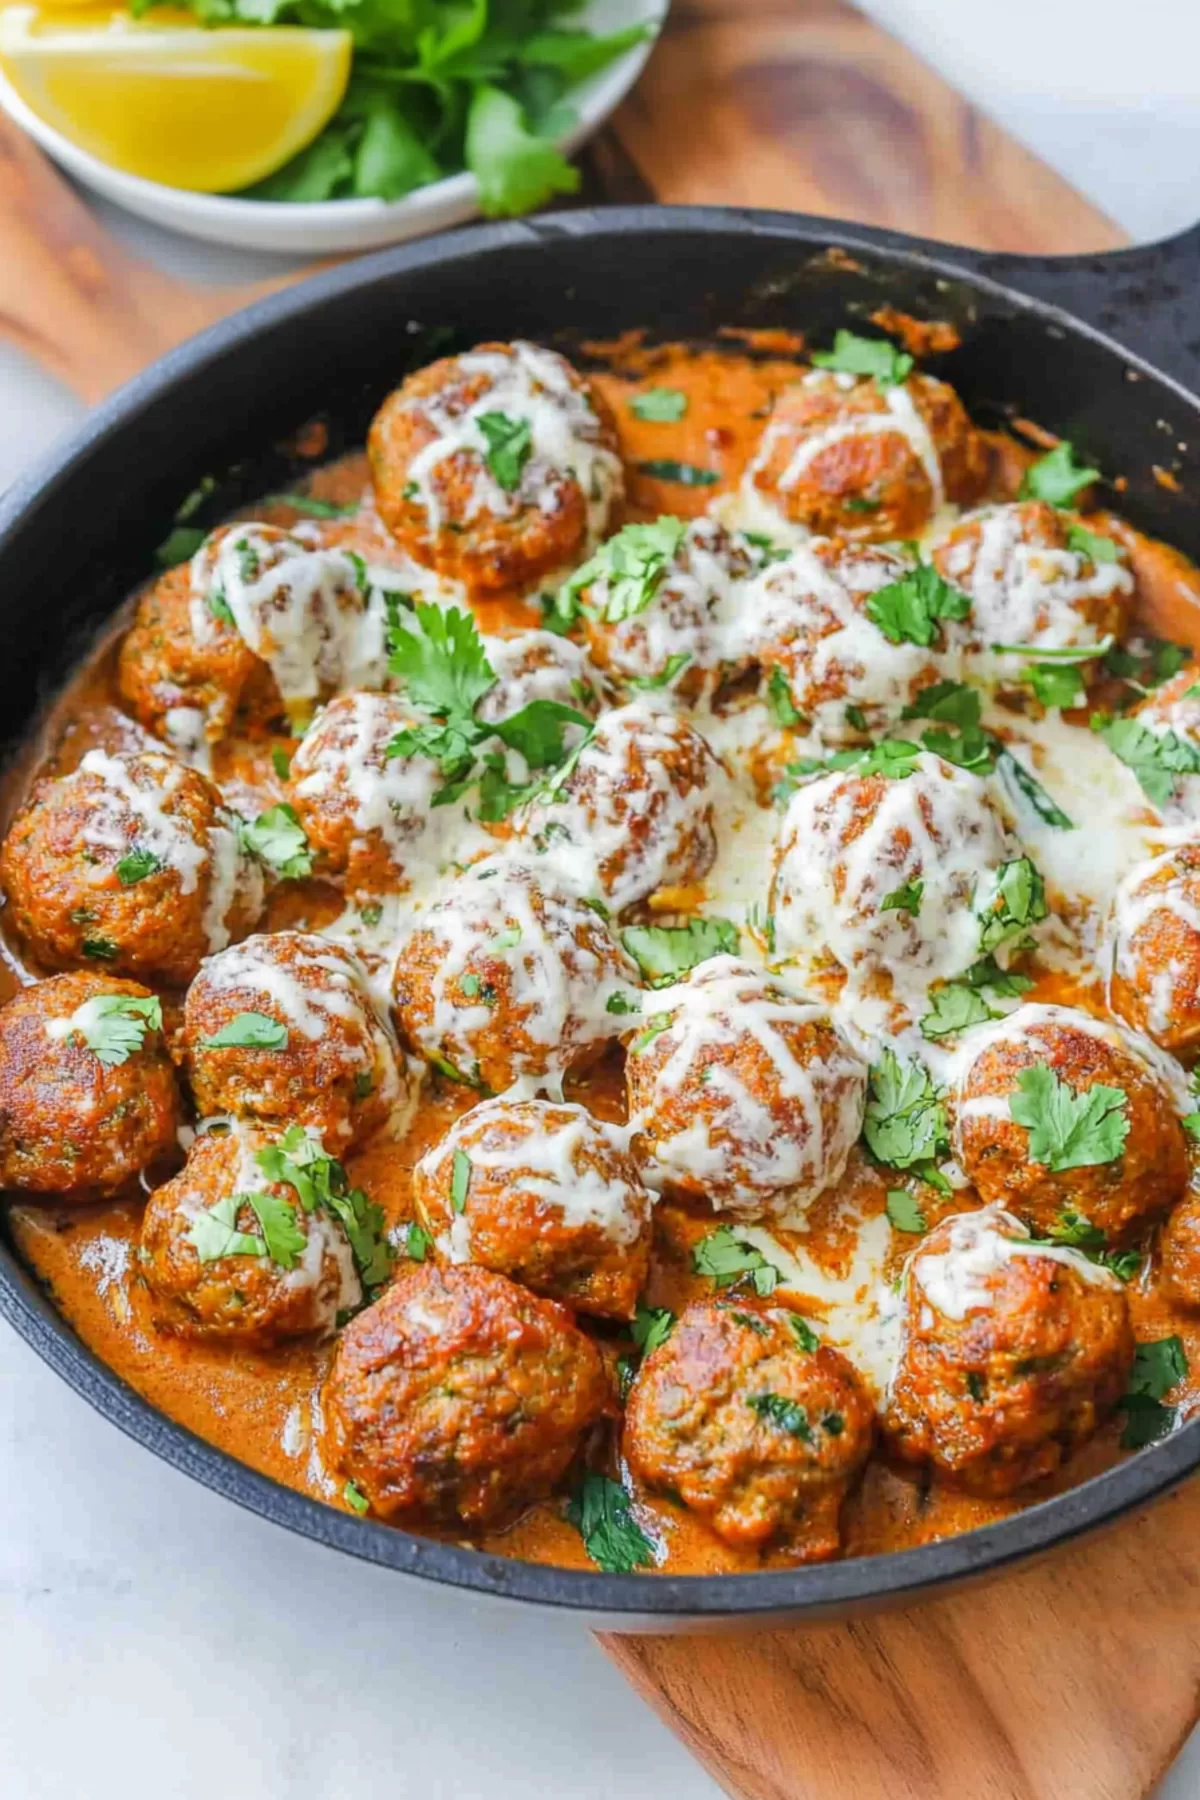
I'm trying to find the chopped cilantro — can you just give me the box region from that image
[359,903,383,928]
[994,747,1074,829]
[920,983,997,1040]
[255,1125,390,1289]
[200,1012,288,1052]
[1103,637,1189,694]
[115,847,164,887]
[187,1193,266,1265]
[239,804,313,880]
[866,564,971,648]
[156,525,207,568]
[1019,441,1100,506]
[477,411,532,491]
[81,937,118,961]
[880,878,924,918]
[388,602,497,723]
[566,1472,655,1573]
[747,1392,813,1442]
[864,1048,949,1176]
[241,1189,307,1270]
[267,494,357,519]
[1065,523,1121,564]
[73,993,162,1067]
[271,746,292,781]
[631,1303,676,1356]
[975,856,1048,954]
[810,329,913,388]
[207,586,235,628]
[401,1222,431,1263]
[354,1070,374,1100]
[621,917,739,986]
[450,1148,472,1214]
[1118,1336,1188,1449]
[635,459,720,487]
[886,1189,927,1234]
[1009,1064,1129,1171]
[630,388,688,422]
[605,991,639,1016]
[1092,713,1200,807]
[788,1314,820,1353]
[845,703,869,732]
[766,665,804,729]
[343,1479,370,1515]
[631,1013,674,1054]
[558,518,687,627]
[1025,662,1086,710]
[628,652,693,691]
[692,1226,780,1296]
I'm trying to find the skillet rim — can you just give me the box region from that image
[3,201,1200,1620]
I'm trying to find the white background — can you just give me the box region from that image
[3,3,1200,1796]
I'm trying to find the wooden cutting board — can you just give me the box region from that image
[2,3,1197,1797]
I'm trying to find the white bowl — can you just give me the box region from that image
[0,0,667,254]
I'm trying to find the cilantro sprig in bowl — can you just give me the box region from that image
[0,0,666,254]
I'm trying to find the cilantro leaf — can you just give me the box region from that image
[767,665,804,728]
[388,602,497,724]
[919,982,997,1040]
[114,847,164,886]
[788,1314,820,1353]
[854,739,923,779]
[1103,637,1189,694]
[880,878,923,917]
[621,918,739,986]
[239,803,313,880]
[187,1193,266,1265]
[1118,1336,1188,1449]
[401,1221,431,1263]
[692,1226,780,1296]
[630,388,688,422]
[631,1303,675,1356]
[635,460,720,487]
[266,493,357,520]
[975,856,1048,954]
[866,563,971,647]
[271,746,292,780]
[490,699,592,768]
[864,1049,949,1173]
[74,993,162,1068]
[476,410,533,491]
[747,1391,813,1442]
[450,1148,472,1214]
[240,1190,306,1270]
[1025,661,1086,710]
[902,680,983,732]
[994,747,1074,829]
[1019,442,1100,506]
[81,936,118,961]
[1093,714,1200,807]
[628,652,693,691]
[343,1478,371,1515]
[255,1125,390,1289]
[559,518,687,626]
[1009,1064,1129,1171]
[631,1013,674,1054]
[566,1472,655,1573]
[156,525,207,569]
[466,83,579,218]
[200,1012,288,1051]
[1065,523,1121,564]
[810,330,913,387]
[886,1189,927,1233]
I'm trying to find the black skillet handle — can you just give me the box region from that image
[961,222,1200,396]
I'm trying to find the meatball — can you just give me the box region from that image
[367,341,623,593]
[287,691,450,897]
[885,1204,1133,1494]
[626,957,866,1220]
[746,540,961,743]
[1160,1193,1200,1307]
[1108,845,1200,1055]
[140,1123,363,1344]
[0,749,263,986]
[0,972,180,1197]
[1127,667,1200,824]
[414,1098,651,1320]
[625,1297,873,1554]
[573,518,756,700]
[117,559,279,760]
[475,629,604,725]
[952,1003,1188,1241]
[321,1261,608,1526]
[771,750,1020,1002]
[391,854,639,1094]
[181,931,408,1151]
[511,701,723,913]
[746,366,987,541]
[930,501,1132,670]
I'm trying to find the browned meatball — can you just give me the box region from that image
[885,1205,1133,1494]
[748,539,955,742]
[511,702,723,913]
[748,367,987,541]
[391,854,639,1094]
[624,1298,874,1555]
[574,519,757,700]
[0,972,180,1197]
[625,957,866,1220]
[0,749,263,986]
[117,559,280,757]
[930,500,1132,662]
[1160,1192,1200,1306]
[287,691,449,897]
[414,1098,651,1320]
[367,341,623,593]
[140,1124,363,1344]
[952,1004,1188,1242]
[1109,846,1200,1055]
[181,932,407,1151]
[321,1261,609,1526]
[476,629,604,723]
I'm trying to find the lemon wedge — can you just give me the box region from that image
[0,6,352,191]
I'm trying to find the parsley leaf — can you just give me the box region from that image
[476,410,533,491]
[864,1049,949,1174]
[239,804,313,880]
[465,83,579,219]
[566,1472,655,1573]
[271,746,292,781]
[388,602,497,724]
[693,1226,780,1296]
[1019,442,1100,506]
[975,856,1048,954]
[621,918,739,986]
[1118,1336,1188,1449]
[866,563,971,647]
[631,1303,675,1356]
[630,388,688,422]
[886,1188,927,1233]
[156,525,207,569]
[200,1012,288,1052]
[73,993,162,1067]
[880,879,923,917]
[1009,1064,1129,1170]
[810,330,913,387]
[558,518,687,626]
[187,1194,267,1265]
[115,848,164,887]
[1093,713,1200,807]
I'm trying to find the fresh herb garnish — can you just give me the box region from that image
[767,665,804,729]
[239,804,313,880]
[187,1193,267,1265]
[1025,662,1086,710]
[631,1013,674,1054]
[1065,523,1121,564]
[207,586,236,628]
[401,1221,431,1262]
[886,1188,927,1233]
[975,856,1048,954]
[605,991,639,1016]
[450,1148,472,1214]
[343,1479,370,1515]
[788,1314,820,1353]
[631,1303,676,1356]
[271,746,292,781]
[156,525,207,568]
[630,388,688,422]
[621,918,739,986]
[635,459,720,487]
[919,956,1033,1040]
[1103,637,1189,694]
[864,1049,950,1181]
[693,1226,780,1297]
[1092,713,1200,807]
[267,494,357,519]
[255,1125,391,1289]
[628,653,693,691]
[477,411,533,491]
[566,1472,655,1573]
[200,1012,288,1052]
[1009,1064,1129,1171]
[866,563,971,648]
[1019,442,1100,506]
[557,518,687,627]
[81,937,119,961]
[746,1392,813,1442]
[994,747,1075,829]
[810,330,913,388]
[1118,1337,1188,1450]
[114,848,164,887]
[71,993,162,1067]
[880,879,924,917]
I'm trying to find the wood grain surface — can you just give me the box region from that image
[2,5,1195,1800]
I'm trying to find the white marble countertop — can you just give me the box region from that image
[3,5,1200,1796]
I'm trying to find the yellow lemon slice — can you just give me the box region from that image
[0,6,352,191]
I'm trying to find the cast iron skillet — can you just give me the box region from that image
[3,205,1200,1630]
